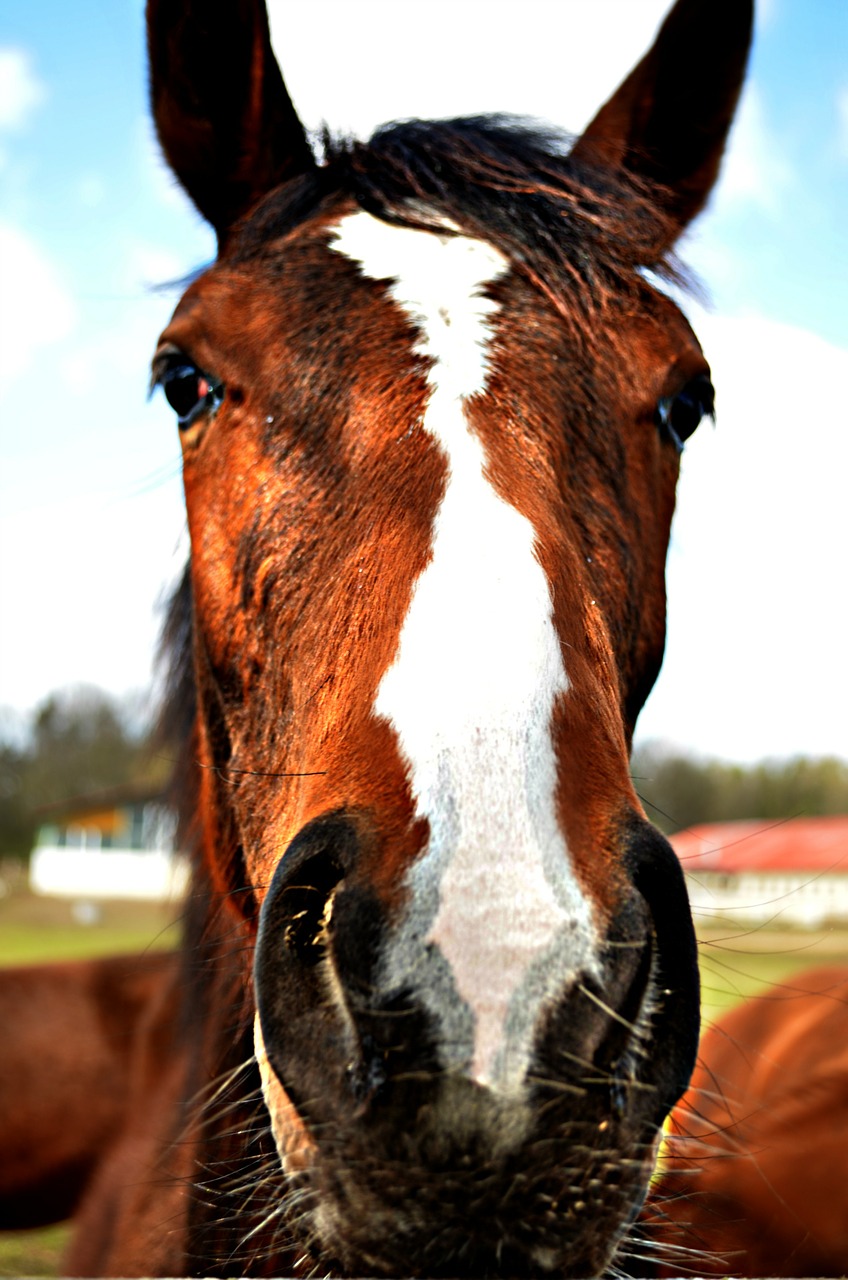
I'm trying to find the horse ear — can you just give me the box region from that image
[147,0,315,242]
[571,0,753,238]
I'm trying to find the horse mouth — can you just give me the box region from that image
[262,1079,662,1278]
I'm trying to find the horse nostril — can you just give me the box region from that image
[254,814,362,1089]
[278,853,342,965]
[257,814,360,956]
[566,930,654,1102]
[255,812,401,1125]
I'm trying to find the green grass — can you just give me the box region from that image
[0,1224,71,1278]
[0,888,181,966]
[694,919,848,1023]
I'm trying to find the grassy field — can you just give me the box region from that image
[1,890,847,1277]
[0,884,182,966]
[0,1225,71,1279]
[695,917,848,1023]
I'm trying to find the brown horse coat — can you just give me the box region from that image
[0,950,178,1230]
[646,965,848,1277]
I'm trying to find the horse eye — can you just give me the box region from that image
[153,355,225,430]
[656,373,715,451]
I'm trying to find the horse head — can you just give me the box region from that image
[147,1,751,1273]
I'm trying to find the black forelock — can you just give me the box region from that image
[229,115,680,328]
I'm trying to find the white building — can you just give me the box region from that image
[30,786,189,902]
[672,816,848,928]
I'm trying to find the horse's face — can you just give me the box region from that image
[159,213,701,884]
[149,1,751,1274]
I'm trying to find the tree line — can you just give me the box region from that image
[0,686,167,860]
[631,742,848,835]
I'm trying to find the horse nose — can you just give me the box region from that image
[254,811,697,1142]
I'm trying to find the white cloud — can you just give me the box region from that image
[0,47,45,131]
[0,222,76,392]
[136,113,200,218]
[54,239,186,397]
[0,246,187,713]
[637,311,848,762]
[272,0,671,140]
[714,84,794,216]
[122,240,188,293]
[0,483,187,715]
[756,0,779,31]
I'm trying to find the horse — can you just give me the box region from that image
[60,0,754,1274]
[641,966,848,1277]
[0,950,178,1230]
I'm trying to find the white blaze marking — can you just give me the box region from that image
[331,211,599,1093]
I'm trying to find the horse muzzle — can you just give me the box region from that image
[253,810,699,1276]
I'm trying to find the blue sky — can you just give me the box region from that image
[1,0,846,762]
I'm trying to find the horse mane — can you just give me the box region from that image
[236,116,683,331]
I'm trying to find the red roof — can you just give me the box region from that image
[671,816,848,875]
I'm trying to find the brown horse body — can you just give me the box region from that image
[0,951,177,1230]
[645,966,848,1277]
[9,1,754,1274]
